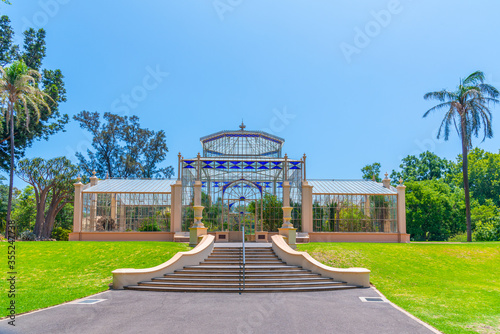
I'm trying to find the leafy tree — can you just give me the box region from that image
[16,157,79,239]
[0,175,19,233]
[11,186,36,233]
[0,16,69,172]
[361,162,381,182]
[423,71,499,242]
[0,60,51,237]
[74,111,174,179]
[390,151,453,184]
[405,180,465,241]
[0,16,19,66]
[451,148,500,207]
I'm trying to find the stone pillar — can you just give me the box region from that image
[301,181,313,233]
[282,181,290,207]
[190,153,207,246]
[364,195,371,217]
[397,179,409,243]
[111,194,117,221]
[170,180,183,232]
[119,204,126,231]
[89,171,98,231]
[72,178,83,233]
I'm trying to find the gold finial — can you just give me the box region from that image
[77,175,82,182]
[197,152,201,159]
[303,153,307,160]
[239,120,246,131]
[399,178,403,185]
[284,153,288,159]
[178,152,182,158]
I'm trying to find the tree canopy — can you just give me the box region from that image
[16,157,79,239]
[361,162,382,182]
[0,15,68,172]
[74,111,174,179]
[390,151,453,184]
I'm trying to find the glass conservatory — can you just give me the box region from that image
[70,123,409,243]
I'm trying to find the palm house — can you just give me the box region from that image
[70,123,409,244]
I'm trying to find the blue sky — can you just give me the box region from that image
[2,0,500,187]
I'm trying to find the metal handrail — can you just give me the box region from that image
[242,225,246,291]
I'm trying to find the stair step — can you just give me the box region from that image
[184,265,301,270]
[124,285,359,293]
[166,273,321,278]
[137,281,349,288]
[151,277,335,283]
[174,270,312,275]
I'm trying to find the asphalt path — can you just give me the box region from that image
[0,287,439,334]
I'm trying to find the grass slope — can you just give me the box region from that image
[298,242,500,334]
[1,241,190,316]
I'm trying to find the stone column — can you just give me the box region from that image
[72,178,83,233]
[397,179,409,243]
[301,181,313,233]
[89,171,98,231]
[190,153,207,246]
[111,194,117,221]
[170,180,183,232]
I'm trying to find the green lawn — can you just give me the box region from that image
[0,241,190,316]
[298,242,500,334]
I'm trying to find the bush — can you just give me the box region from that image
[51,227,71,241]
[20,230,36,241]
[137,221,162,232]
[473,217,500,241]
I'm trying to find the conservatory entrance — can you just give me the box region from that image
[223,179,262,239]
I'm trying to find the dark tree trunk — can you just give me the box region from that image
[5,104,14,239]
[34,195,47,239]
[461,116,472,242]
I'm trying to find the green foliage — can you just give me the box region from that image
[473,217,500,241]
[11,186,36,233]
[361,162,381,182]
[16,156,79,238]
[390,151,452,184]
[0,16,68,172]
[405,180,465,241]
[51,227,70,241]
[453,148,500,207]
[20,230,35,241]
[137,221,162,232]
[74,111,174,179]
[260,194,282,232]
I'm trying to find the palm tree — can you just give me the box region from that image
[423,71,499,242]
[0,60,51,239]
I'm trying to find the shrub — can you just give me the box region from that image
[51,227,71,241]
[473,217,500,241]
[20,230,36,241]
[137,221,162,232]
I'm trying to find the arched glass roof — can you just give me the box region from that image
[200,122,284,158]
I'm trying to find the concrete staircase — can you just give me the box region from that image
[124,246,360,292]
